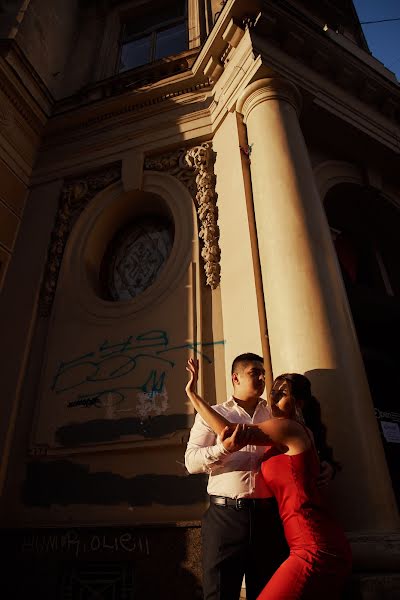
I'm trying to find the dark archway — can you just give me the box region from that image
[325,183,400,507]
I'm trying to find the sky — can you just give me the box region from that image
[353,0,400,81]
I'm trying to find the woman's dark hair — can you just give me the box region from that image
[269,373,341,472]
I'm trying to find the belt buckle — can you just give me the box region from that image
[235,498,245,509]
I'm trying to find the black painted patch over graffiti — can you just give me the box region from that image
[55,413,194,446]
[22,461,207,507]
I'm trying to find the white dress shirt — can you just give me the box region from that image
[184,396,274,499]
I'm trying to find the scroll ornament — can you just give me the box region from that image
[144,142,220,289]
[39,164,121,317]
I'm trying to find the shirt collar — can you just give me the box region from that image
[225,395,268,408]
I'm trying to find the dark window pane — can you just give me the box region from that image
[155,22,187,60]
[119,36,152,71]
[123,1,186,39]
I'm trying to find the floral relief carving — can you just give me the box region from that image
[39,163,121,317]
[144,143,220,289]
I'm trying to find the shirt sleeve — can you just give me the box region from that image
[184,412,230,474]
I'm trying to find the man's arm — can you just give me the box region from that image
[185,412,251,473]
[184,412,229,474]
[184,358,251,474]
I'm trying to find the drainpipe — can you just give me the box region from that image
[237,112,273,393]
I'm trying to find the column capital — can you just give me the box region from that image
[236,78,302,122]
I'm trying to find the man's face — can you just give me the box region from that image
[233,361,266,398]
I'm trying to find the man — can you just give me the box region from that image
[185,353,334,600]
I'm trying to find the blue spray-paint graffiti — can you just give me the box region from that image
[51,330,224,415]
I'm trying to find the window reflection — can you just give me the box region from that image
[120,35,151,71]
[118,1,187,73]
[155,23,187,60]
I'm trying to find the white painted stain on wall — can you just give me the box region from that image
[136,389,169,419]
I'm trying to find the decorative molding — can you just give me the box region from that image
[0,71,41,134]
[52,81,211,135]
[242,14,259,30]
[144,143,220,289]
[252,9,400,127]
[222,18,245,49]
[0,39,50,132]
[237,77,302,121]
[39,163,121,317]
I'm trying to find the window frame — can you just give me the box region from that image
[95,0,205,81]
[117,1,189,73]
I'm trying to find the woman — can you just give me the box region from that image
[185,359,351,600]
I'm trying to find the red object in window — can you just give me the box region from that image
[334,232,359,283]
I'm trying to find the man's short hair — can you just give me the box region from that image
[231,353,264,375]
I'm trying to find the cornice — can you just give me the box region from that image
[53,49,200,116]
[246,33,400,153]
[4,0,397,165]
[250,6,400,127]
[0,39,51,133]
[44,80,212,139]
[32,1,258,142]
[193,0,399,151]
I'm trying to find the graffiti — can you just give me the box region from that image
[51,352,173,394]
[67,388,136,409]
[20,529,150,557]
[51,330,224,419]
[52,330,223,394]
[28,447,48,457]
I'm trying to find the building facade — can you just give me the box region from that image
[0,0,399,597]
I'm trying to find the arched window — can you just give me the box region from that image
[100,215,174,301]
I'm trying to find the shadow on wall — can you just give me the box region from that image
[22,460,207,507]
[305,364,400,512]
[55,413,194,445]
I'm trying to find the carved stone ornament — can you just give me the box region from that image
[144,143,220,289]
[39,163,121,317]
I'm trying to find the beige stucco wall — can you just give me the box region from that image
[1,150,229,524]
[0,1,399,568]
[15,0,79,97]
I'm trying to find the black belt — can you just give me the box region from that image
[210,495,276,509]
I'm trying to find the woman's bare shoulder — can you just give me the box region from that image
[264,418,309,437]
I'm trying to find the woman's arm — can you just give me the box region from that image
[185,358,232,436]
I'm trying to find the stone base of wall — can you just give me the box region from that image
[4,526,400,599]
[345,573,400,599]
[3,523,203,599]
[240,531,400,599]
[239,574,400,599]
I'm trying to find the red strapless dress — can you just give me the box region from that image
[257,444,352,600]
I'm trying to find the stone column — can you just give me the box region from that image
[237,78,399,533]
